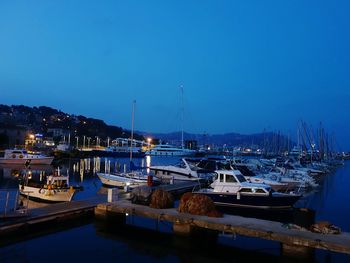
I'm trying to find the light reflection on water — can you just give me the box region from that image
[0,158,349,262]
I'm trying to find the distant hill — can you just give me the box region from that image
[0,104,292,150]
[0,104,143,142]
[140,131,293,151]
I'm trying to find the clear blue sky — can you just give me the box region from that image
[1,1,349,149]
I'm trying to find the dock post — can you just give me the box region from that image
[94,204,126,226]
[281,243,315,260]
[107,188,118,202]
[173,222,218,250]
[173,222,193,236]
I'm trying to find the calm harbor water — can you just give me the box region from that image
[0,156,350,263]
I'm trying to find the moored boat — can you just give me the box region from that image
[97,170,159,188]
[145,144,196,157]
[150,158,216,183]
[193,170,302,210]
[19,170,76,202]
[0,149,54,165]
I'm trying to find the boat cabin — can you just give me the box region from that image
[46,175,70,188]
[210,170,272,195]
[4,149,28,159]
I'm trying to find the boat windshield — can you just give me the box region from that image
[175,161,187,168]
[235,173,247,183]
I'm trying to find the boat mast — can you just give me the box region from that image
[180,85,184,149]
[130,100,136,162]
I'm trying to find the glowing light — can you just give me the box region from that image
[146,155,151,174]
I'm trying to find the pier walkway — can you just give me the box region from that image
[0,196,105,236]
[1,181,350,258]
[95,200,350,256]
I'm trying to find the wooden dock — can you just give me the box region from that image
[95,200,350,257]
[0,196,105,237]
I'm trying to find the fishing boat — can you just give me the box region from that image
[19,169,76,202]
[0,149,54,165]
[193,170,302,210]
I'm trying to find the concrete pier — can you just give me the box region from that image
[95,200,350,257]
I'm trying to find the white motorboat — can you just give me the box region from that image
[193,170,302,210]
[0,149,54,165]
[150,158,216,182]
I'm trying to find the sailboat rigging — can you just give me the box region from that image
[130,100,136,162]
[97,100,158,188]
[180,85,184,149]
[146,86,196,157]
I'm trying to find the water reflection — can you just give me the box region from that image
[94,219,285,263]
[1,157,350,231]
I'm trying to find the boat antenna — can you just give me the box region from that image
[130,100,136,163]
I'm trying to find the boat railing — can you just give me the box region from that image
[0,190,29,218]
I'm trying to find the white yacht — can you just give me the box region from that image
[0,149,54,165]
[145,144,196,157]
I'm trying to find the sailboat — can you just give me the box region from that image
[97,101,158,188]
[145,86,196,157]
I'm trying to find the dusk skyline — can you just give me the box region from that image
[1,1,349,150]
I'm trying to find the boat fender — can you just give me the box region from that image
[12,154,16,158]
[237,192,241,200]
[39,188,44,194]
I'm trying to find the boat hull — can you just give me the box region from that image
[92,150,145,158]
[19,185,75,202]
[97,172,150,188]
[193,191,301,210]
[0,157,54,165]
[147,151,195,157]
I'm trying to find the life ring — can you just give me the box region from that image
[19,154,23,158]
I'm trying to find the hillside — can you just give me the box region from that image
[0,104,292,150]
[0,104,143,142]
